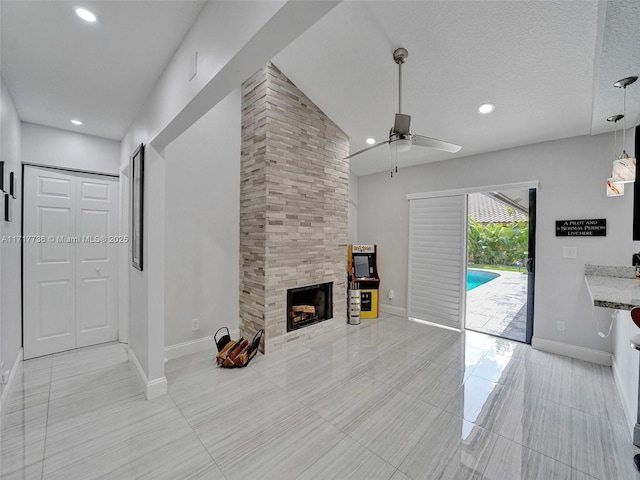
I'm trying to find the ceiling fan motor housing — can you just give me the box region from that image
[393,113,411,135]
[393,47,408,64]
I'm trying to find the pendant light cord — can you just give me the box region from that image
[622,85,628,157]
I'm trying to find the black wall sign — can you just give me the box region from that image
[555,219,606,236]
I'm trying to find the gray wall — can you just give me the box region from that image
[0,76,22,380]
[357,132,639,353]
[164,88,241,347]
[22,122,120,175]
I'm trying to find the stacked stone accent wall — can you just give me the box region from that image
[240,62,349,352]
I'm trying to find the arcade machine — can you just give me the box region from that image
[347,245,380,319]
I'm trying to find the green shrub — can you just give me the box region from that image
[467,218,528,266]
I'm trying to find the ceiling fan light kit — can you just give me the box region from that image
[345,47,461,177]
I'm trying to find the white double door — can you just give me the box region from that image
[23,166,119,359]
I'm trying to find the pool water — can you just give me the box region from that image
[467,269,500,291]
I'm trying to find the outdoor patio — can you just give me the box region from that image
[465,269,528,342]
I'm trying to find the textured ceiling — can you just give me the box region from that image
[274,0,640,176]
[0,0,206,140]
[591,0,640,135]
[1,1,639,175]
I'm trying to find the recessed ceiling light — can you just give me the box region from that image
[75,7,97,23]
[71,119,83,125]
[366,138,376,145]
[478,103,495,114]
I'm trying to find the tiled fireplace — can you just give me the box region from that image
[239,62,349,352]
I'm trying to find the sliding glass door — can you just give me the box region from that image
[465,188,535,343]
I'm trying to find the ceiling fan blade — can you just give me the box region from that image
[412,134,462,153]
[344,140,391,159]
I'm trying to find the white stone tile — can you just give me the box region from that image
[42,396,192,480]
[571,409,640,480]
[213,409,344,480]
[498,388,573,465]
[399,411,497,480]
[445,375,511,435]
[2,313,638,480]
[348,390,443,467]
[100,432,223,480]
[481,435,572,480]
[399,361,467,409]
[297,436,397,480]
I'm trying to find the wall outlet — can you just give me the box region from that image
[388,289,394,299]
[557,320,565,332]
[562,246,577,259]
[192,318,200,331]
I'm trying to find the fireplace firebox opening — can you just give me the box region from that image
[287,282,333,332]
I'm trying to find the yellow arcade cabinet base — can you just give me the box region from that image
[360,289,378,319]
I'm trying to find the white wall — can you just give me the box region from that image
[0,75,22,383]
[348,171,358,245]
[358,132,640,353]
[130,1,285,148]
[22,122,120,175]
[119,1,338,391]
[164,88,240,347]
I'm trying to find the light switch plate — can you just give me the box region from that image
[563,246,577,259]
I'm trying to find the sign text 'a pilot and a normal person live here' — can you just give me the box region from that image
[555,219,606,237]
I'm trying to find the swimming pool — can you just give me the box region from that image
[467,269,500,291]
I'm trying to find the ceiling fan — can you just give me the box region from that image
[346,48,462,176]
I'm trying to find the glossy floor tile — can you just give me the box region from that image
[1,314,639,480]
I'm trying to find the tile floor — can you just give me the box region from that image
[466,270,528,342]
[2,313,639,479]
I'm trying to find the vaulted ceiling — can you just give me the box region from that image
[2,1,639,176]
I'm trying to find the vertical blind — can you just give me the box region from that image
[408,195,467,330]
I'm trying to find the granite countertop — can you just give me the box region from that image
[584,264,640,310]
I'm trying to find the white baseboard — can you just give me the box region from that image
[612,355,637,441]
[531,336,612,366]
[164,329,240,360]
[127,348,167,400]
[379,303,407,318]
[0,348,23,415]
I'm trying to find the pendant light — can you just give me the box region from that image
[611,76,638,183]
[607,113,625,195]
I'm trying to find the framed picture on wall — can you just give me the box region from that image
[9,171,16,198]
[131,143,144,271]
[4,193,12,222]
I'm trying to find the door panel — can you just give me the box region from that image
[24,167,119,359]
[79,210,109,260]
[75,174,118,348]
[38,280,73,337]
[38,207,74,262]
[408,195,467,330]
[24,168,76,358]
[79,277,109,330]
[38,175,72,198]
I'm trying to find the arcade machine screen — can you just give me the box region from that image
[354,255,370,278]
